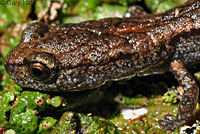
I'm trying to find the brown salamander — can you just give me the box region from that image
[4,0,200,131]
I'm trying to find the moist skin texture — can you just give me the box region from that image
[4,0,200,131]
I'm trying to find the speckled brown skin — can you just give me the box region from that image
[159,61,199,131]
[4,0,200,131]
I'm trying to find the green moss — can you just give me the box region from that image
[10,91,47,115]
[1,87,114,133]
[93,4,127,20]
[111,94,180,133]
[4,129,16,134]
[61,4,127,24]
[115,94,148,106]
[46,96,62,107]
[8,91,47,133]
[145,0,165,13]
[156,1,177,13]
[51,112,122,134]
[78,113,122,134]
[0,85,22,127]
[10,109,38,134]
[145,0,187,13]
[37,117,57,134]
[119,0,137,6]
[161,90,178,104]
[50,112,77,134]
[74,0,102,12]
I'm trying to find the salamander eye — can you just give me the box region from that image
[26,52,58,83]
[30,62,49,80]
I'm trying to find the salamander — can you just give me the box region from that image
[4,0,200,131]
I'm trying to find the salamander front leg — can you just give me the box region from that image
[159,60,199,131]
